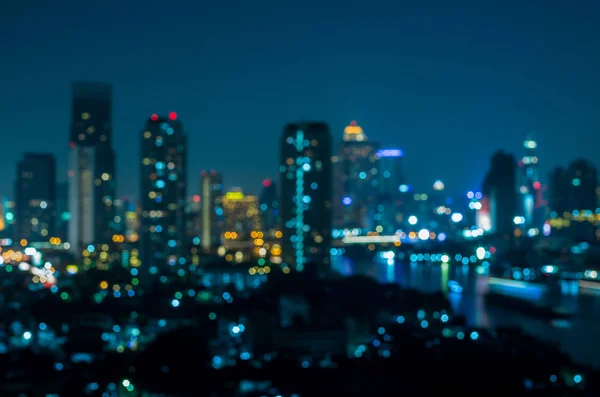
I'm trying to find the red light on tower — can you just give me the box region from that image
[150,114,159,121]
[192,195,201,203]
[350,120,357,126]
[262,178,272,187]
[69,141,76,149]
[169,112,177,120]
[533,181,541,190]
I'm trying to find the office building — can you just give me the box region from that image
[374,148,405,233]
[280,121,332,271]
[518,134,541,227]
[15,153,56,242]
[481,151,518,236]
[201,170,224,250]
[140,112,187,272]
[334,121,379,229]
[218,191,262,239]
[68,82,116,255]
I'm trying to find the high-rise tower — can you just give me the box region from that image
[333,121,379,229]
[15,153,56,242]
[140,113,187,273]
[280,122,332,271]
[519,133,540,227]
[200,170,224,251]
[68,82,116,255]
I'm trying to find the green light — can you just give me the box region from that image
[60,292,69,300]
[5,265,13,272]
[258,258,265,266]
[131,278,139,285]
[174,291,182,299]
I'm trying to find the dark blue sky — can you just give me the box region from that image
[1,0,599,199]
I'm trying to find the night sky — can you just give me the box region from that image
[2,1,599,200]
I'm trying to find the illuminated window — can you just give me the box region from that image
[100,135,107,142]
[143,131,151,139]
[81,112,91,120]
[78,133,85,141]
[86,126,95,134]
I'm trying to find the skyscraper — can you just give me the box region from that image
[280,122,332,271]
[68,82,116,255]
[375,148,405,233]
[334,121,379,229]
[15,153,56,242]
[482,151,518,236]
[201,170,224,251]
[140,113,187,273]
[566,159,598,211]
[518,133,540,227]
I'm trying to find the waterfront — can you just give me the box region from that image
[335,257,600,368]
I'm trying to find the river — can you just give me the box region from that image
[333,256,600,369]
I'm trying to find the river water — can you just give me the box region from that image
[334,256,600,369]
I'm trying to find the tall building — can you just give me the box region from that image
[140,113,187,272]
[566,159,597,211]
[259,178,279,235]
[218,191,262,239]
[68,82,116,254]
[280,121,332,271]
[201,170,224,251]
[548,160,598,241]
[334,121,379,229]
[374,148,405,233]
[518,134,541,227]
[14,153,56,242]
[481,151,518,236]
[548,167,569,216]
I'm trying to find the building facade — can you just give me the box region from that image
[201,170,224,251]
[280,122,332,271]
[218,191,262,240]
[334,121,379,229]
[68,82,116,255]
[15,153,56,242]
[140,113,187,273]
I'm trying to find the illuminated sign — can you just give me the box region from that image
[376,149,403,157]
[225,192,244,200]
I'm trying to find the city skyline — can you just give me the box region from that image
[2,1,600,199]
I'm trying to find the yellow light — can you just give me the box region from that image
[275,231,283,239]
[20,239,27,247]
[344,124,363,135]
[100,281,108,289]
[66,265,79,274]
[225,191,244,200]
[282,267,291,274]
